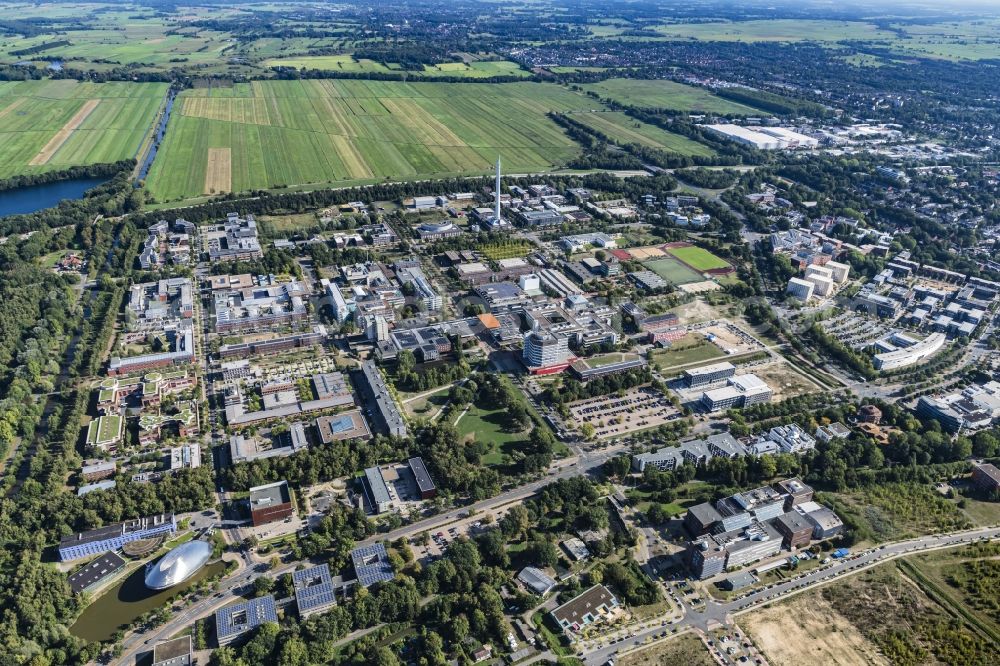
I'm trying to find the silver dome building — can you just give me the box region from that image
[144,540,212,590]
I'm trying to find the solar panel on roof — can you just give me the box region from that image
[351,543,395,587]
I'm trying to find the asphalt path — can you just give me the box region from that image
[581,525,1000,666]
[113,445,625,665]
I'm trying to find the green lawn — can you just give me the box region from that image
[667,245,731,271]
[146,79,599,203]
[649,333,725,370]
[453,404,529,466]
[0,80,166,178]
[583,352,643,368]
[569,111,714,156]
[582,78,762,114]
[642,257,704,284]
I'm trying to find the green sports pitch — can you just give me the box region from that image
[145,79,603,203]
[0,80,166,178]
[666,245,731,271]
[643,257,704,285]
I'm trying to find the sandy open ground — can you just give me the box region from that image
[743,592,887,666]
[29,99,100,166]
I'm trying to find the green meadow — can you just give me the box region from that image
[582,79,762,114]
[568,111,714,156]
[0,80,166,178]
[145,79,601,203]
[265,56,530,78]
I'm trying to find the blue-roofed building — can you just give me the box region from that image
[315,410,371,444]
[351,543,395,588]
[215,595,278,646]
[293,563,337,618]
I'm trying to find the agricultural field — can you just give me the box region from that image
[666,244,731,271]
[650,19,897,43]
[582,78,763,114]
[642,257,704,285]
[0,7,234,71]
[568,111,714,156]
[145,79,599,203]
[265,56,530,78]
[0,80,166,178]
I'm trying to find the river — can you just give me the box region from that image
[0,176,109,217]
[70,559,227,643]
[136,89,176,184]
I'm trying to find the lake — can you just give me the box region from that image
[0,176,109,217]
[70,559,227,643]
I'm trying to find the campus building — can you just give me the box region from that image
[248,481,294,527]
[351,543,396,587]
[409,456,437,500]
[205,213,263,262]
[701,374,772,412]
[682,362,736,389]
[522,330,572,375]
[216,596,278,646]
[293,564,337,618]
[972,463,1000,494]
[550,585,620,635]
[916,380,1000,432]
[59,513,176,562]
[358,360,407,438]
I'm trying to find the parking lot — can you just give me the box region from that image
[706,625,769,666]
[819,313,893,351]
[410,506,513,563]
[568,386,681,439]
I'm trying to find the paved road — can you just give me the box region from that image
[113,444,625,665]
[356,444,625,548]
[581,526,1000,666]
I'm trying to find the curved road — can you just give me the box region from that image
[581,526,1000,666]
[113,445,625,665]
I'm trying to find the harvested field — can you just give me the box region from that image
[204,147,232,194]
[29,99,100,166]
[743,592,887,666]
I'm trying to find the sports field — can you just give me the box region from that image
[643,257,704,284]
[0,80,166,177]
[666,245,730,271]
[146,80,598,202]
[265,56,530,78]
[582,79,762,114]
[569,111,714,156]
